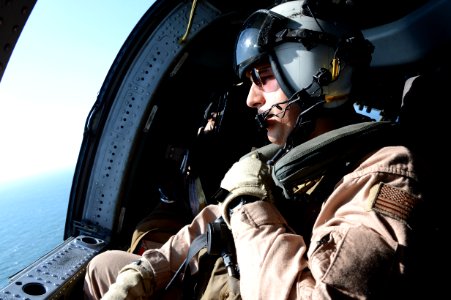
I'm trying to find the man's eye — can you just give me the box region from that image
[258,68,274,80]
[260,74,274,84]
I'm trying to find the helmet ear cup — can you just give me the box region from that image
[314,68,333,86]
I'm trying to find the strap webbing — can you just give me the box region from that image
[165,232,208,291]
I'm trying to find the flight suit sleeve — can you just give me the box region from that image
[230,146,422,299]
[140,204,221,292]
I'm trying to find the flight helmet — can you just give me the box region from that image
[235,0,374,108]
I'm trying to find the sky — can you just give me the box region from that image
[0,0,153,184]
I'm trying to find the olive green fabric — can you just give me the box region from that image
[193,249,241,300]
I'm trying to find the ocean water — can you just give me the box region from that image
[0,168,74,289]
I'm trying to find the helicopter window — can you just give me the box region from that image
[0,0,151,289]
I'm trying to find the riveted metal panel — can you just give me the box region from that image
[0,235,105,300]
[0,0,36,82]
[82,1,221,233]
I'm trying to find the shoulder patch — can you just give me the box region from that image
[367,183,420,224]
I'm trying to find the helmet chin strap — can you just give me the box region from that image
[263,71,330,165]
[255,67,332,130]
[267,99,324,165]
[255,95,301,129]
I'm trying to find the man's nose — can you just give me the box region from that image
[246,83,265,108]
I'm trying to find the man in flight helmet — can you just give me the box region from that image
[84,1,425,299]
[235,0,374,154]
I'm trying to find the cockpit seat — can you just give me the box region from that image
[397,67,447,299]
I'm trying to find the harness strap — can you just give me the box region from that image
[165,232,208,291]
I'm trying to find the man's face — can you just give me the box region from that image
[245,63,301,145]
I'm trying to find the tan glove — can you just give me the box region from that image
[102,259,154,300]
[220,152,274,227]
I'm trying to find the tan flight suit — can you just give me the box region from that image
[84,145,423,299]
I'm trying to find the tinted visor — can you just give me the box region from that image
[248,65,279,92]
[235,8,341,81]
[235,9,285,79]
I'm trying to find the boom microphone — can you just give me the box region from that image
[254,68,329,129]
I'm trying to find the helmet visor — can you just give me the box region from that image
[235,9,285,79]
[248,64,280,93]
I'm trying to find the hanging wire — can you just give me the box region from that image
[179,0,198,43]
